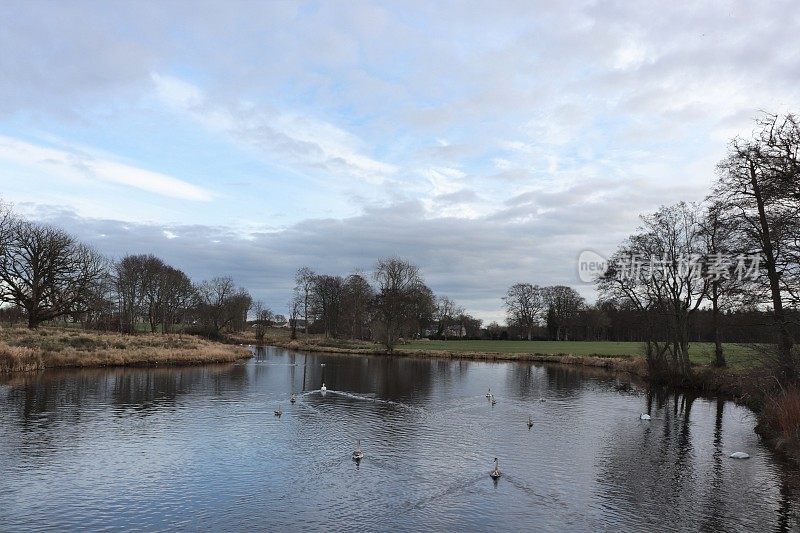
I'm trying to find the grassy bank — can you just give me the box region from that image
[0,326,251,373]
[403,340,761,372]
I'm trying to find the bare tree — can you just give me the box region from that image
[252,300,274,344]
[435,296,461,339]
[0,219,106,328]
[714,112,800,381]
[196,276,252,337]
[599,202,708,382]
[295,266,316,337]
[373,257,423,350]
[311,274,344,338]
[288,292,301,340]
[543,285,585,341]
[342,271,374,340]
[503,283,546,340]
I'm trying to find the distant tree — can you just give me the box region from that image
[543,285,585,341]
[295,267,316,337]
[252,300,274,344]
[288,292,302,340]
[408,283,436,337]
[196,276,252,337]
[373,257,423,350]
[341,272,374,340]
[503,283,546,340]
[311,274,345,338]
[486,321,503,340]
[0,219,105,329]
[435,296,459,339]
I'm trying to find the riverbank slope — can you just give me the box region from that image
[0,326,250,373]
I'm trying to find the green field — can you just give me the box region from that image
[403,340,761,369]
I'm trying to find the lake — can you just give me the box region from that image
[0,346,797,531]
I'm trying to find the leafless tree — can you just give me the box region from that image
[196,276,252,337]
[373,257,423,350]
[295,266,316,337]
[288,292,302,340]
[311,274,345,338]
[435,296,462,339]
[0,219,106,328]
[252,300,274,344]
[543,285,585,341]
[599,202,709,382]
[714,112,800,381]
[503,283,546,340]
[342,271,374,340]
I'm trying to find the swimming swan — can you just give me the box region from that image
[486,388,492,398]
[489,458,502,479]
[640,413,651,420]
[730,451,750,459]
[352,439,364,461]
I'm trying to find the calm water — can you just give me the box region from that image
[0,346,798,532]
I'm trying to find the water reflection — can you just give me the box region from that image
[0,347,797,531]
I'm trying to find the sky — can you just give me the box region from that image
[1,1,799,323]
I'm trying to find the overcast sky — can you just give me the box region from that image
[1,1,799,322]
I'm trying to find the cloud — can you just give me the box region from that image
[0,135,213,202]
[152,73,398,185]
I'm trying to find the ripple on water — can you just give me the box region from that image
[0,346,796,531]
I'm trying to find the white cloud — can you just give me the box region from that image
[152,73,398,185]
[0,135,213,202]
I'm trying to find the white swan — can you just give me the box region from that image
[730,451,750,459]
[486,388,492,398]
[640,413,651,420]
[489,457,502,479]
[321,383,327,394]
[539,397,546,402]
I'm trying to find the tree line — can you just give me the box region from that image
[0,205,253,337]
[290,258,482,349]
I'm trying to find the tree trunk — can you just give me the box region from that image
[711,285,725,367]
[750,163,795,382]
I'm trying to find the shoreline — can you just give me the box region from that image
[0,327,251,373]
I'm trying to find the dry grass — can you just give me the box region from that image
[761,387,800,446]
[0,326,250,373]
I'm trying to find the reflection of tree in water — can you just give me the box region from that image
[595,387,703,526]
[505,361,637,399]
[1,364,251,428]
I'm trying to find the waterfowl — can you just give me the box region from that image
[352,439,364,461]
[527,416,533,429]
[730,451,750,459]
[321,383,327,394]
[274,405,283,417]
[489,458,502,479]
[640,413,651,420]
[486,388,492,399]
[290,393,296,404]
[539,397,546,403]
[491,397,497,406]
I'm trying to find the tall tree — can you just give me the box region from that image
[503,283,546,340]
[714,113,800,381]
[0,219,105,328]
[544,285,585,341]
[373,257,423,350]
[295,267,316,337]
